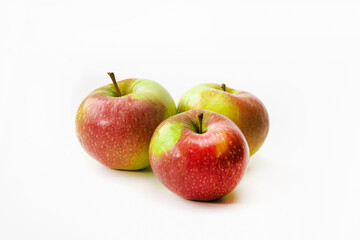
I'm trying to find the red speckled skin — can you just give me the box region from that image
[231,91,269,156]
[76,79,175,170]
[150,110,250,201]
[178,84,269,156]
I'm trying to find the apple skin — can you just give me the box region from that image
[76,78,176,170]
[178,83,269,156]
[149,109,249,201]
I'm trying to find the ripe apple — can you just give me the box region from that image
[178,83,269,156]
[149,109,249,201]
[76,72,177,170]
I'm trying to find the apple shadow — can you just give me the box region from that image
[111,165,156,178]
[208,190,239,204]
[114,165,153,173]
[95,163,157,181]
[188,188,244,206]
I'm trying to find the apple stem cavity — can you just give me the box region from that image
[221,83,226,92]
[198,113,204,134]
[107,72,122,97]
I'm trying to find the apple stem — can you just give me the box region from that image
[107,72,121,97]
[221,83,226,91]
[198,113,203,134]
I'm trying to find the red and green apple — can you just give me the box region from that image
[178,83,269,156]
[149,109,249,201]
[75,73,177,170]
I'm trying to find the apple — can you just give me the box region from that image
[178,83,269,156]
[75,72,177,170]
[149,109,249,201]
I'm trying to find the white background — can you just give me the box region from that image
[1,0,359,239]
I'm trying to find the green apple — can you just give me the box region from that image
[178,83,269,156]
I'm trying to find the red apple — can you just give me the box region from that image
[178,83,269,156]
[75,73,176,170]
[149,109,249,201]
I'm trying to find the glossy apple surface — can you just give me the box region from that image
[76,78,176,170]
[149,109,249,201]
[178,83,269,156]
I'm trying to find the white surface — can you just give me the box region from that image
[1,0,360,239]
